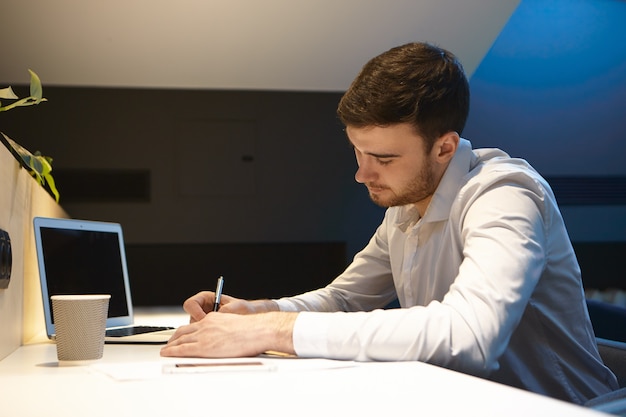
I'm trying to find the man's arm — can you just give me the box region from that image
[160,310,298,358]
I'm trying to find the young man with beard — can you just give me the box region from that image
[161,42,618,404]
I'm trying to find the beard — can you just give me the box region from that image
[367,159,437,208]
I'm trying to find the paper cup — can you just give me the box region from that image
[51,294,110,363]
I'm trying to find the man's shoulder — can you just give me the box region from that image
[459,149,552,205]
[469,148,542,182]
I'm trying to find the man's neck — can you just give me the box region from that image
[414,195,433,218]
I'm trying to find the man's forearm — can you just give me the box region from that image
[256,311,298,355]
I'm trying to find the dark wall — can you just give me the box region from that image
[2,86,384,249]
[2,86,385,303]
[126,242,348,306]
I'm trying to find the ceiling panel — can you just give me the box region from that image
[0,0,520,91]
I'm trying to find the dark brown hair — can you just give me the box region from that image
[337,42,470,151]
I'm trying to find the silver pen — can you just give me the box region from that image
[213,276,224,312]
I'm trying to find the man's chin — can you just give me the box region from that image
[369,193,392,208]
[369,191,421,208]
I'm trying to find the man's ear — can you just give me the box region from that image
[434,132,460,163]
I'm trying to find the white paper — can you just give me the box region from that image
[91,358,356,381]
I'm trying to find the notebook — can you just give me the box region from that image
[33,216,176,344]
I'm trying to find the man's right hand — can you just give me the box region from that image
[182,291,279,322]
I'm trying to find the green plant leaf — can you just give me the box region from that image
[28,69,44,102]
[1,70,59,202]
[0,86,18,100]
[0,70,47,113]
[0,132,60,202]
[43,172,60,202]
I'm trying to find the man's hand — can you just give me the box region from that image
[182,291,280,322]
[160,311,297,358]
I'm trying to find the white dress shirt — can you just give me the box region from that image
[274,139,618,403]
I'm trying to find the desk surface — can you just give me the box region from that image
[0,309,608,417]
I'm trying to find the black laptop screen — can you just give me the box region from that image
[40,226,130,322]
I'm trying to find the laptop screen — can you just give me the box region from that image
[39,227,129,320]
[34,217,135,334]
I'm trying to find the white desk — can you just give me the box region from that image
[0,309,609,417]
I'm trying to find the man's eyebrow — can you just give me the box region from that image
[365,151,401,158]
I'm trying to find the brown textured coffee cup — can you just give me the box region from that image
[51,294,110,363]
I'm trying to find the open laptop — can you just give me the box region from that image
[33,216,176,344]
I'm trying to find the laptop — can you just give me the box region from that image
[33,216,176,344]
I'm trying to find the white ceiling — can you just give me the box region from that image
[0,0,520,91]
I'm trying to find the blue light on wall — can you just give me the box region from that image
[464,0,626,241]
[465,0,626,177]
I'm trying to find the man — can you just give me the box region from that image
[161,42,618,404]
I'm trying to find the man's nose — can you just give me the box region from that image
[355,160,376,184]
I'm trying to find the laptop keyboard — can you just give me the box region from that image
[106,325,174,337]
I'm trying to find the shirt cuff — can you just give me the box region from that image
[273,298,300,312]
[292,312,331,358]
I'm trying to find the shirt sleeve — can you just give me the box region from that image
[288,177,550,377]
[291,311,332,357]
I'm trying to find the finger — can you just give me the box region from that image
[166,322,200,344]
[160,323,211,358]
[160,340,202,357]
[183,292,213,322]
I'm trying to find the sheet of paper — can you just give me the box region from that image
[91,358,356,381]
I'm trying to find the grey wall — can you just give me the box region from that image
[2,87,385,258]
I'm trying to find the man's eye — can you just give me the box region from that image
[377,159,393,166]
